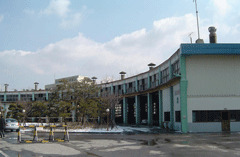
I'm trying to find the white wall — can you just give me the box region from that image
[162,88,170,121]
[186,55,240,123]
[173,84,180,111]
[186,55,240,96]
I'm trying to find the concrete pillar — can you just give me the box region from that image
[159,90,163,127]
[180,55,188,133]
[169,60,173,79]
[46,91,49,101]
[123,81,126,94]
[158,66,162,85]
[18,93,21,101]
[148,73,150,89]
[135,95,140,125]
[147,93,153,126]
[123,97,128,125]
[4,93,6,102]
[135,77,138,92]
[32,92,35,101]
[170,86,174,130]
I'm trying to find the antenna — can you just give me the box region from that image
[193,0,200,39]
[188,32,194,43]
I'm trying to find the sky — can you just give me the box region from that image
[1,0,240,91]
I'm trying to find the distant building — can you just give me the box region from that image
[45,75,87,90]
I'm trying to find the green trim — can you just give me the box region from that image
[135,77,138,92]
[148,73,150,89]
[46,91,48,101]
[147,93,153,125]
[158,67,161,85]
[123,97,128,125]
[169,60,173,79]
[3,93,6,102]
[111,84,113,94]
[135,95,140,125]
[32,92,35,101]
[123,81,126,94]
[170,86,174,130]
[18,93,21,101]
[159,90,163,127]
[180,55,188,133]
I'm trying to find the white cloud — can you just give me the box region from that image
[0,15,4,23]
[0,14,199,90]
[40,0,85,29]
[41,0,70,18]
[211,0,231,16]
[60,12,82,28]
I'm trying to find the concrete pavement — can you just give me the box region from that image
[1,131,240,156]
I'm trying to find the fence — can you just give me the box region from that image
[17,124,69,143]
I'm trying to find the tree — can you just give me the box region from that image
[49,79,74,123]
[31,101,48,122]
[70,77,100,125]
[7,103,24,121]
[99,91,119,127]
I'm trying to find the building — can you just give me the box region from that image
[0,75,86,121]
[45,75,86,90]
[2,27,240,132]
[99,27,240,133]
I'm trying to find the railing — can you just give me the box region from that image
[17,124,69,143]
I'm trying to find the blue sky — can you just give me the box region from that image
[0,0,240,90]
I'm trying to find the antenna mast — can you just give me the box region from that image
[194,0,200,39]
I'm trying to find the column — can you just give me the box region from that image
[170,86,174,130]
[180,55,188,133]
[32,92,35,101]
[135,95,140,125]
[158,66,162,85]
[18,92,21,101]
[135,77,138,92]
[46,91,49,101]
[148,73,150,89]
[147,93,153,126]
[169,60,173,79]
[3,93,6,102]
[159,90,163,127]
[123,97,128,125]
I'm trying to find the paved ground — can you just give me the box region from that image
[1,130,240,157]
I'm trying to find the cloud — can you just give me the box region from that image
[40,0,85,29]
[0,14,199,90]
[211,0,231,16]
[41,0,70,18]
[60,12,82,28]
[0,15,4,23]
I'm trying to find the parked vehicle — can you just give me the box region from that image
[5,118,19,132]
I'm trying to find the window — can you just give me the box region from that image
[161,68,169,84]
[175,111,181,122]
[230,110,240,121]
[193,111,221,122]
[172,60,180,75]
[164,112,170,121]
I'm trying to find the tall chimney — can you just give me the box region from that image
[208,26,217,43]
[4,84,9,92]
[34,82,39,91]
[91,76,97,84]
[148,63,156,70]
[119,71,126,80]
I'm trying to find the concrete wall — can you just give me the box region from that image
[188,122,222,133]
[187,97,240,123]
[186,55,240,96]
[162,88,170,121]
[186,55,240,124]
